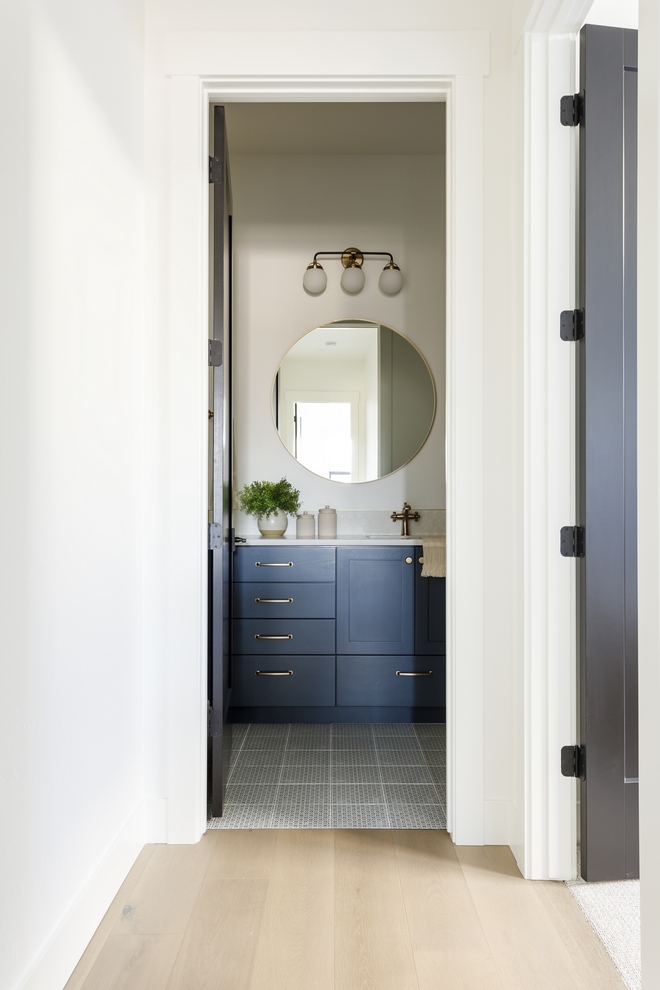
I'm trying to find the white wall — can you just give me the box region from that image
[231,152,445,532]
[0,1,146,987]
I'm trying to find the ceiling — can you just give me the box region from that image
[223,102,446,156]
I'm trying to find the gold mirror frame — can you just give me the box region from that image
[271,318,437,485]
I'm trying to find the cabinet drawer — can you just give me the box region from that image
[232,619,335,655]
[234,547,335,583]
[232,583,335,619]
[336,656,445,707]
[232,656,335,707]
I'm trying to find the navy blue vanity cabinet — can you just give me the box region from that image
[231,543,445,720]
[415,556,446,655]
[232,619,335,655]
[336,655,446,707]
[232,546,336,709]
[233,546,335,583]
[336,547,414,655]
[232,656,335,707]
[233,582,335,619]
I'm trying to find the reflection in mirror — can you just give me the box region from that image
[273,320,435,483]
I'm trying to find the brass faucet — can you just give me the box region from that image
[391,502,420,537]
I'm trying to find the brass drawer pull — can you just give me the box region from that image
[255,561,293,567]
[419,556,424,564]
[255,634,293,640]
[256,670,294,676]
[255,598,294,604]
[396,670,433,677]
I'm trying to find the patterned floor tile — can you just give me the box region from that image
[387,806,447,829]
[427,766,446,786]
[275,783,331,805]
[237,749,286,766]
[373,724,416,737]
[330,764,382,784]
[379,765,433,784]
[332,749,378,765]
[228,764,282,785]
[376,750,426,767]
[279,763,331,784]
[211,723,447,829]
[419,748,446,766]
[283,750,331,768]
[271,807,332,828]
[225,784,280,805]
[331,783,384,804]
[332,805,390,827]
[287,725,331,748]
[207,806,274,829]
[383,783,439,805]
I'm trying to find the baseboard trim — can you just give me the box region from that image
[16,800,148,990]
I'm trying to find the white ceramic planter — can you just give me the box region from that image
[257,509,288,537]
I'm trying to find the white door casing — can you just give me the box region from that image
[162,33,487,847]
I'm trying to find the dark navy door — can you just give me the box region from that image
[337,547,414,655]
[208,105,233,818]
[577,25,638,880]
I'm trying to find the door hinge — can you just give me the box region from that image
[209,339,223,367]
[208,706,223,737]
[209,155,223,184]
[209,523,223,550]
[560,92,584,126]
[560,526,585,558]
[561,744,586,779]
[560,309,585,341]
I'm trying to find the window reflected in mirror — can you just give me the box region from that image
[273,320,435,483]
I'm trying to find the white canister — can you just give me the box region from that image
[318,505,337,539]
[296,512,316,538]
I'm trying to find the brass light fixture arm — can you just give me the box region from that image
[312,248,395,268]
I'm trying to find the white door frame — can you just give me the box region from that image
[162,32,487,846]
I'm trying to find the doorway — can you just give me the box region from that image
[209,101,447,828]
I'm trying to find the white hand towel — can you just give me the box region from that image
[421,537,446,578]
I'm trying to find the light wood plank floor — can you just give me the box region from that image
[65,830,626,990]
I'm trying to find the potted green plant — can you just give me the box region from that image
[237,478,301,537]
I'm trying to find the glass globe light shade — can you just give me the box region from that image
[379,264,403,295]
[303,264,327,293]
[340,266,365,293]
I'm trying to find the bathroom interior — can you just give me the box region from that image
[209,101,447,829]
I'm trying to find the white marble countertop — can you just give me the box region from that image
[236,535,446,547]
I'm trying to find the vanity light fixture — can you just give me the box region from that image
[303,246,403,295]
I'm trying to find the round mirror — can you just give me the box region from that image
[272,320,436,483]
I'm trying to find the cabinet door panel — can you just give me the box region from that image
[232,618,335,655]
[337,656,445,707]
[337,548,414,654]
[415,564,446,655]
[233,547,335,582]
[232,656,335,706]
[232,583,335,619]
